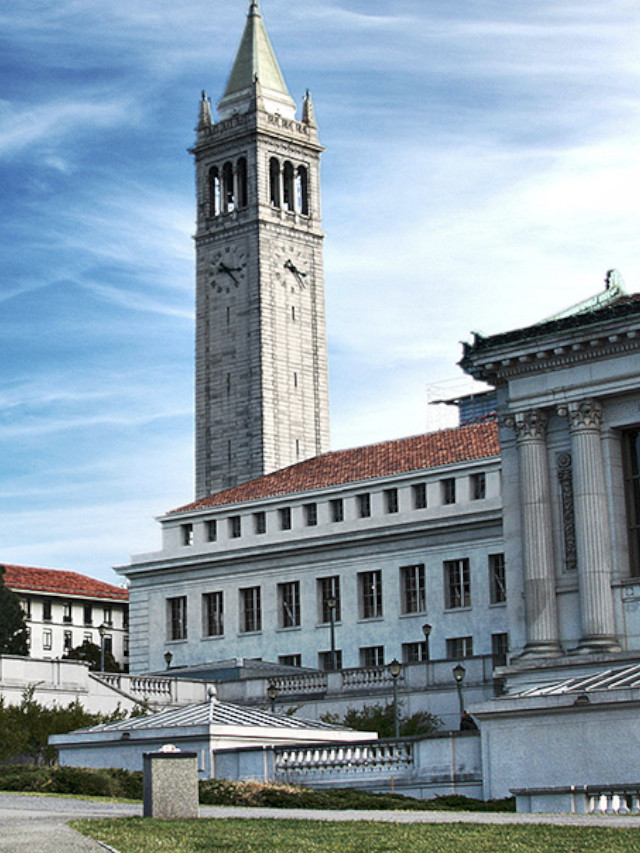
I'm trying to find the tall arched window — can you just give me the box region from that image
[222,161,234,212]
[208,166,221,217]
[237,157,248,208]
[296,166,309,216]
[283,161,295,211]
[269,157,280,207]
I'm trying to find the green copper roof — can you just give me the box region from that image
[222,1,292,100]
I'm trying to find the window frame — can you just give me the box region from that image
[444,558,471,609]
[359,569,383,619]
[278,581,301,629]
[400,563,426,614]
[167,596,187,641]
[203,591,224,637]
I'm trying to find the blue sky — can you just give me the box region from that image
[1,0,639,583]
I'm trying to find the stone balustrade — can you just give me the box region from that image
[274,740,413,778]
[588,788,640,814]
[269,672,327,695]
[514,784,640,814]
[341,666,404,691]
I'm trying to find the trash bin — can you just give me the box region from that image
[143,746,199,818]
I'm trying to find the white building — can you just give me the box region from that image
[123,424,506,684]
[3,563,129,670]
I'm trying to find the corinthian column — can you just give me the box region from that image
[561,400,620,653]
[509,409,561,657]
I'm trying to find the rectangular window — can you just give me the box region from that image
[304,503,317,526]
[330,498,344,523]
[167,596,187,641]
[83,632,92,644]
[318,576,341,624]
[203,591,224,637]
[471,472,486,500]
[207,520,217,542]
[253,511,267,535]
[446,636,473,659]
[42,600,52,622]
[63,601,72,623]
[442,478,456,505]
[229,515,242,538]
[489,553,507,604]
[279,506,292,530]
[402,641,428,664]
[278,581,301,628]
[357,493,371,518]
[400,564,426,614]
[360,645,385,667]
[384,488,399,514]
[103,606,113,626]
[444,558,471,609]
[181,523,194,546]
[42,629,52,651]
[123,636,129,657]
[83,604,92,626]
[123,608,129,629]
[492,632,509,668]
[359,570,383,619]
[412,483,427,510]
[63,630,73,651]
[623,429,640,576]
[278,654,302,668]
[240,586,261,633]
[318,650,342,671]
[104,635,113,656]
[20,597,31,618]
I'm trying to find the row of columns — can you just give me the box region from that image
[508,400,620,657]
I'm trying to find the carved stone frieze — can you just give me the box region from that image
[557,452,577,571]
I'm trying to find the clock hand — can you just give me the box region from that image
[219,262,240,286]
[284,259,307,287]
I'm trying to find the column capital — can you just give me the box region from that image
[558,399,603,432]
[504,409,548,442]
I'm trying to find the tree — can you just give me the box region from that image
[0,565,29,656]
[63,639,120,672]
[320,701,441,738]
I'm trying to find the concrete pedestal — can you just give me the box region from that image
[143,751,199,818]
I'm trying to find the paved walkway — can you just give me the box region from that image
[1,792,640,852]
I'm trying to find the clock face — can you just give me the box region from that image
[271,243,310,291]
[209,245,248,294]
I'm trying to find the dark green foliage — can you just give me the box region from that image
[0,686,127,764]
[0,565,29,656]
[63,639,120,672]
[320,701,441,738]
[0,764,143,798]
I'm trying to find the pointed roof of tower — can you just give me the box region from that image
[218,1,296,120]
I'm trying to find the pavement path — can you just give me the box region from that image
[1,792,640,852]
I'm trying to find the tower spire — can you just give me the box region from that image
[218,1,296,120]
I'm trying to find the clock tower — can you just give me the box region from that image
[192,1,330,498]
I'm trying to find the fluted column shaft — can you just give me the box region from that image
[511,410,561,656]
[563,400,619,652]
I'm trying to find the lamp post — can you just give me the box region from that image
[388,658,402,738]
[98,623,106,672]
[327,596,337,671]
[164,650,173,670]
[453,662,466,716]
[267,682,279,714]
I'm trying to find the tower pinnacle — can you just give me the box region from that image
[218,1,296,120]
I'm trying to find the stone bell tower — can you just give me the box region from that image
[192,1,330,498]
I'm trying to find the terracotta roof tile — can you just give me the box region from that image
[172,421,499,514]
[1,563,128,601]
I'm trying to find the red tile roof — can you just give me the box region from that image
[171,420,499,514]
[1,564,128,601]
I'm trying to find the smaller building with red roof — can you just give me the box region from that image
[2,563,129,669]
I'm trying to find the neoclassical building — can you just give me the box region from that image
[461,274,640,663]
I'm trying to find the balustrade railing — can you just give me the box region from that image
[587,787,640,814]
[341,666,404,690]
[95,673,173,698]
[270,672,327,695]
[274,740,413,778]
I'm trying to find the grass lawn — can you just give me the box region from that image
[72,817,640,853]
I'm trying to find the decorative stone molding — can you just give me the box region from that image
[558,399,603,432]
[557,452,577,572]
[505,409,548,442]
